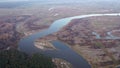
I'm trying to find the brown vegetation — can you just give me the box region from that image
[0,15,29,50]
[55,17,120,68]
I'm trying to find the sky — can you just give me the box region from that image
[0,0,116,1]
[0,0,118,2]
[0,0,29,2]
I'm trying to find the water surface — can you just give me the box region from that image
[19,13,120,68]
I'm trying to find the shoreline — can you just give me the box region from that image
[19,13,120,68]
[34,39,56,50]
[52,58,73,68]
[57,40,93,67]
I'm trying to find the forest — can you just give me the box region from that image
[0,49,55,68]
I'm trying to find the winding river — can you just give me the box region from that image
[18,13,120,68]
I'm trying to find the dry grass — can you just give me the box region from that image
[88,16,120,31]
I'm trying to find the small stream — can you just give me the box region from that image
[92,31,120,39]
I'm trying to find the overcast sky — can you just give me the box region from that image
[0,0,29,2]
[0,0,118,2]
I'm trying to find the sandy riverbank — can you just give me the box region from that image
[34,39,56,50]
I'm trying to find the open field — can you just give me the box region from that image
[89,16,120,32]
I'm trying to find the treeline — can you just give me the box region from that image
[0,49,55,68]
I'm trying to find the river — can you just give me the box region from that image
[18,13,120,68]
